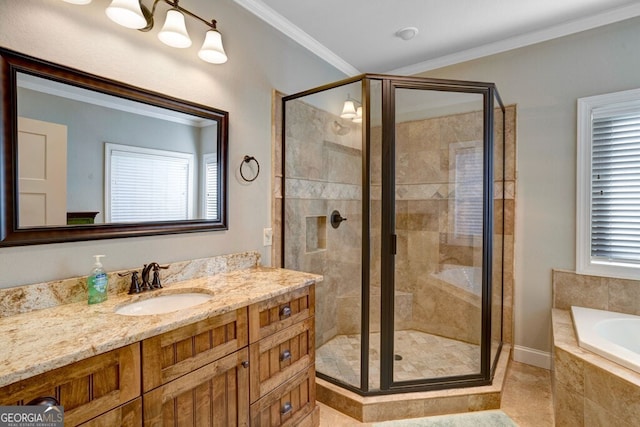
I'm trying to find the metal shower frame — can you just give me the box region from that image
[281,74,506,396]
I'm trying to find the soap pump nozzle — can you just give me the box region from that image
[93,254,105,267]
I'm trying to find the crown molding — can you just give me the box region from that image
[388,2,640,75]
[232,0,360,76]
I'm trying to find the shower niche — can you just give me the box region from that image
[281,74,511,397]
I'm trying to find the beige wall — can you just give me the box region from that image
[419,16,640,356]
[0,0,345,288]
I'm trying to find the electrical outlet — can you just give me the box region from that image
[263,228,273,246]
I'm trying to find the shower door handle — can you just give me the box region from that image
[391,234,397,255]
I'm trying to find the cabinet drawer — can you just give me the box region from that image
[143,348,250,427]
[249,285,314,343]
[142,308,248,392]
[79,397,142,427]
[0,343,140,426]
[250,365,316,427]
[250,316,314,402]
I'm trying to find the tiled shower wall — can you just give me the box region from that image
[273,93,516,348]
[368,106,516,345]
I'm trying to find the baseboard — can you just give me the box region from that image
[513,345,552,370]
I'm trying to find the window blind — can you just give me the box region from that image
[454,146,483,237]
[591,110,640,264]
[107,145,193,222]
[204,154,219,220]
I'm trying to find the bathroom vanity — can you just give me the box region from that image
[0,259,320,426]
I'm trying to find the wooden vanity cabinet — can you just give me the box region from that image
[0,283,318,426]
[0,343,140,426]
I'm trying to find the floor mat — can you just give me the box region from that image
[372,410,517,427]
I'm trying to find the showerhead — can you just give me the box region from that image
[332,120,351,136]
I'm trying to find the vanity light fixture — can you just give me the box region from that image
[157,7,192,48]
[66,0,227,63]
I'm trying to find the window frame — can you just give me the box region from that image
[201,152,219,220]
[576,87,640,279]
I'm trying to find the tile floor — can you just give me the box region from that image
[316,330,480,389]
[317,360,554,426]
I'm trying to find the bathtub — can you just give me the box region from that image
[571,306,640,374]
[431,265,482,296]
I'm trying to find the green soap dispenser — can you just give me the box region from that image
[88,255,108,304]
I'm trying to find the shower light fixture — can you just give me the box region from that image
[352,106,363,123]
[341,97,357,119]
[341,94,362,123]
[67,0,227,64]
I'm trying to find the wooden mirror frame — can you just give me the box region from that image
[0,48,228,247]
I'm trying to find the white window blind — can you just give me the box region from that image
[577,87,640,279]
[105,143,194,222]
[591,110,640,264]
[453,143,483,238]
[202,153,219,220]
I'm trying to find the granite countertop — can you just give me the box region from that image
[0,266,321,388]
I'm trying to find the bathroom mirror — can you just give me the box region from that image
[0,48,228,246]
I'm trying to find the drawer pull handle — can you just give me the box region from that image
[241,361,249,368]
[281,402,293,415]
[280,306,292,318]
[280,350,292,362]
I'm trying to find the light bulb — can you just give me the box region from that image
[158,9,192,48]
[198,30,227,64]
[106,0,148,29]
[341,100,357,119]
[63,0,92,5]
[353,106,363,123]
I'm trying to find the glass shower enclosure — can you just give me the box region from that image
[282,74,505,394]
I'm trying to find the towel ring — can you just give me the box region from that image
[240,155,260,182]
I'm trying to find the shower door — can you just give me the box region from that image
[282,74,504,396]
[379,81,492,389]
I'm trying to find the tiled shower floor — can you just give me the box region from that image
[316,329,480,389]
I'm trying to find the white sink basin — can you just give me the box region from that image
[115,293,213,316]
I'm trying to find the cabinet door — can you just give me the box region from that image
[142,308,248,392]
[78,398,142,427]
[0,343,140,426]
[250,316,315,402]
[250,366,316,427]
[143,348,250,427]
[249,285,314,343]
